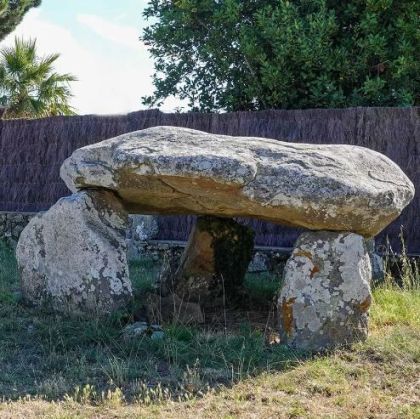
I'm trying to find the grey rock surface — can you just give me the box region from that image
[61,126,414,237]
[126,214,159,261]
[370,253,385,283]
[122,321,149,339]
[16,190,132,315]
[365,238,385,283]
[248,252,269,273]
[122,322,165,340]
[128,215,159,242]
[279,231,372,351]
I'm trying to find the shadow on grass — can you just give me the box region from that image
[0,240,308,404]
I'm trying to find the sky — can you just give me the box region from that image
[1,0,182,115]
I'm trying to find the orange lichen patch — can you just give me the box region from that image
[359,295,372,313]
[310,265,320,278]
[281,297,296,336]
[294,250,313,260]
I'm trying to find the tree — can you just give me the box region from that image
[0,0,41,41]
[0,38,77,118]
[142,0,419,111]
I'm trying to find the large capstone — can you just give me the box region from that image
[60,126,414,237]
[16,190,132,315]
[279,231,372,351]
[168,216,255,305]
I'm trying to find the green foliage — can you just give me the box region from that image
[129,258,160,294]
[142,0,419,111]
[0,0,41,42]
[0,37,77,118]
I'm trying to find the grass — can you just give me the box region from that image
[0,239,419,418]
[244,271,279,304]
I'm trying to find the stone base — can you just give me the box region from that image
[279,231,372,351]
[170,216,255,305]
[16,190,132,315]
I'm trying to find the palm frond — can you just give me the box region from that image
[0,36,77,118]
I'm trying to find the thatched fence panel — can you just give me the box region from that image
[0,107,418,251]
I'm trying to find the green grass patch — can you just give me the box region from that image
[243,272,280,303]
[370,287,420,328]
[129,257,160,294]
[0,240,19,305]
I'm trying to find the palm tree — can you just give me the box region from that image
[0,37,76,118]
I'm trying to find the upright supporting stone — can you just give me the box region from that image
[16,190,132,315]
[279,231,372,351]
[171,216,255,305]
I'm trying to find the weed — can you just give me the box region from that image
[383,228,420,291]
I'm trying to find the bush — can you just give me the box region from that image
[143,0,419,111]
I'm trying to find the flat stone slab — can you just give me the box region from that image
[61,126,414,237]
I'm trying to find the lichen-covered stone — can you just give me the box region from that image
[60,126,414,237]
[171,216,254,305]
[279,231,372,351]
[122,322,165,341]
[248,252,269,273]
[128,215,159,242]
[16,190,132,315]
[126,214,159,261]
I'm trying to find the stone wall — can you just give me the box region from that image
[0,212,35,248]
[128,239,290,273]
[1,212,383,279]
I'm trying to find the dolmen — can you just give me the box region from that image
[16,126,414,351]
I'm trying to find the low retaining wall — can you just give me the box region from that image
[0,212,35,248]
[1,212,384,279]
[128,239,290,274]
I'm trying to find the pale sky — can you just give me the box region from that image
[1,0,183,115]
